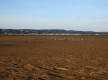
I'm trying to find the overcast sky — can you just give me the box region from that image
[0,0,108,31]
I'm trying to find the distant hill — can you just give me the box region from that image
[0,29,108,35]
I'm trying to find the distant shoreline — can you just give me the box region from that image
[1,29,108,35]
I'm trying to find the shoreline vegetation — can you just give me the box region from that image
[1,29,108,35]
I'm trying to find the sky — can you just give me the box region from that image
[0,0,108,32]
